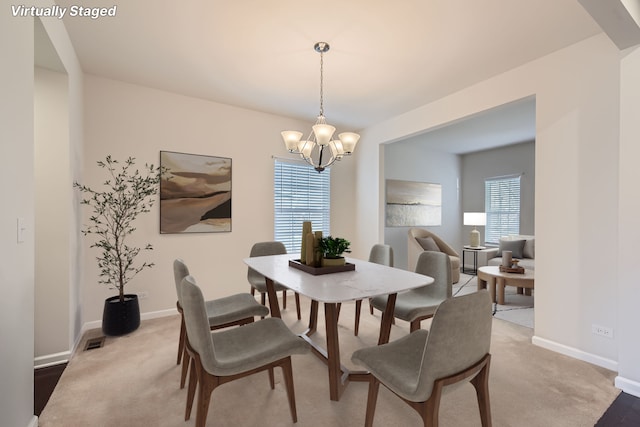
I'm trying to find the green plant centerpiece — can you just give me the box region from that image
[318,236,351,267]
[74,155,162,336]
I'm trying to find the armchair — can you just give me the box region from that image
[408,228,460,283]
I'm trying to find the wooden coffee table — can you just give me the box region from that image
[477,266,534,305]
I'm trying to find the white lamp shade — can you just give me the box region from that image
[281,131,303,152]
[298,140,314,159]
[331,140,345,159]
[312,123,336,146]
[338,132,360,154]
[463,212,486,226]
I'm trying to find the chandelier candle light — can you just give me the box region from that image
[281,42,360,172]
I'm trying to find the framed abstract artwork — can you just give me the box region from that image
[160,151,231,233]
[385,179,442,226]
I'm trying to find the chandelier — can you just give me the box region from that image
[281,42,360,172]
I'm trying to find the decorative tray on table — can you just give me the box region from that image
[288,259,355,276]
[499,260,525,274]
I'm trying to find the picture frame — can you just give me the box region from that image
[385,179,442,226]
[160,151,232,233]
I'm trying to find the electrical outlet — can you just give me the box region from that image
[138,291,148,299]
[592,324,613,338]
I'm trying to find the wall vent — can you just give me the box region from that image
[84,336,105,351]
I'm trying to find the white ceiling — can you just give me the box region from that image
[53,0,604,151]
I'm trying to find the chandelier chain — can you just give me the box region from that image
[319,50,324,117]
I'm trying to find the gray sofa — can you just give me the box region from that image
[478,235,535,270]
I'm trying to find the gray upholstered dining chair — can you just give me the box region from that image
[248,241,301,320]
[173,259,269,388]
[353,244,394,336]
[352,290,493,427]
[370,250,452,332]
[180,275,309,427]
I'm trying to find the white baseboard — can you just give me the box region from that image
[80,307,179,336]
[614,376,640,398]
[27,415,38,427]
[532,335,619,372]
[34,351,71,369]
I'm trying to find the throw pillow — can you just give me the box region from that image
[499,238,525,259]
[416,236,440,252]
[523,238,535,259]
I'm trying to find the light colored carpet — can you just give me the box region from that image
[455,273,534,329]
[39,290,617,427]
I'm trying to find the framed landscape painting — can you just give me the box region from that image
[160,151,231,233]
[385,179,442,226]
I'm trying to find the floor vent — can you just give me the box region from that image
[84,336,105,351]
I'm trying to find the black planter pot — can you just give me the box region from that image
[102,294,141,336]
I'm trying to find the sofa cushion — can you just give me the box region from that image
[499,238,525,259]
[523,238,535,259]
[416,236,440,252]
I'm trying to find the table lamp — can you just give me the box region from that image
[464,212,486,247]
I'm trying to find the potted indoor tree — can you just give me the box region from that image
[74,156,162,336]
[318,236,351,267]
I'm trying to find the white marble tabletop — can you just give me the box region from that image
[243,253,433,303]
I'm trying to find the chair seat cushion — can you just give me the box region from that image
[352,329,428,401]
[208,317,308,376]
[206,293,269,326]
[370,290,441,322]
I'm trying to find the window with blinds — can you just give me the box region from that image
[274,159,331,254]
[484,175,521,244]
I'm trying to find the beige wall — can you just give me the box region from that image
[617,45,640,396]
[0,11,36,427]
[356,33,625,375]
[79,75,357,327]
[34,67,71,363]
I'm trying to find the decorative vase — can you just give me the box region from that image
[102,294,141,336]
[301,221,312,263]
[321,257,346,267]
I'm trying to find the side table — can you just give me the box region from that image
[462,246,486,275]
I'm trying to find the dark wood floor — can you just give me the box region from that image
[595,392,640,426]
[34,362,640,425]
[34,363,67,416]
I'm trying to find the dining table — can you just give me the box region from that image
[243,253,434,401]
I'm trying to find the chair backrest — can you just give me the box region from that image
[173,258,190,305]
[369,244,394,267]
[415,290,492,401]
[180,275,218,374]
[247,241,287,287]
[413,251,452,299]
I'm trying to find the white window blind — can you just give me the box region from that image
[274,159,331,254]
[484,175,521,244]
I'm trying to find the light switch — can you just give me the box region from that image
[17,217,26,243]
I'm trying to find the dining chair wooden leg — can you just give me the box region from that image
[295,292,301,320]
[336,303,342,321]
[281,357,298,423]
[268,367,275,389]
[369,298,374,315]
[354,299,362,336]
[420,383,443,427]
[470,356,492,427]
[364,376,381,427]
[195,372,218,427]
[410,319,421,333]
[180,347,190,389]
[177,312,186,365]
[185,357,198,421]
